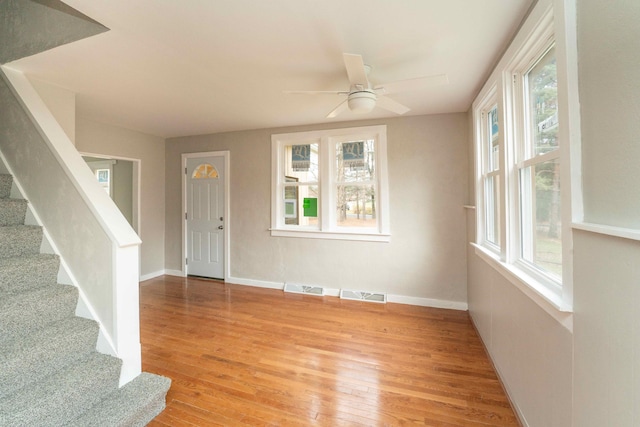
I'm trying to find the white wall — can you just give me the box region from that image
[76,118,166,278]
[166,114,469,306]
[572,1,640,426]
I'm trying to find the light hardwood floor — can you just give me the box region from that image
[141,275,519,426]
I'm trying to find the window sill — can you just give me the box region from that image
[471,243,573,331]
[270,228,391,242]
[572,221,640,242]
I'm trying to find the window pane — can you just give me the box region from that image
[487,105,499,172]
[284,143,319,183]
[283,184,318,227]
[520,159,562,279]
[485,175,500,245]
[527,46,558,156]
[192,163,219,179]
[336,185,376,228]
[336,139,375,183]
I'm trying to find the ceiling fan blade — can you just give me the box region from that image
[343,53,370,88]
[283,90,346,95]
[326,100,349,118]
[375,74,449,95]
[376,95,410,115]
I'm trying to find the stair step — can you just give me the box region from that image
[0,284,78,346]
[0,198,27,226]
[0,174,12,199]
[0,316,100,398]
[0,352,122,426]
[0,225,42,259]
[0,173,170,424]
[68,373,172,427]
[0,253,59,295]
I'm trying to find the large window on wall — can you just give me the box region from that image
[517,44,562,282]
[473,1,576,312]
[271,125,390,242]
[476,90,501,250]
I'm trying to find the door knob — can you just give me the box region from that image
[218,225,224,230]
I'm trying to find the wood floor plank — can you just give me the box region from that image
[141,276,520,426]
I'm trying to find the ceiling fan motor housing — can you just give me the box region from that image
[348,90,377,113]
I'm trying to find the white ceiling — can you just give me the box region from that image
[8,0,534,138]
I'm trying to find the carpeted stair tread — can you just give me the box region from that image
[0,225,42,259]
[0,253,59,294]
[0,198,27,226]
[0,171,169,425]
[0,352,122,426]
[0,284,78,346]
[0,174,12,198]
[68,372,172,427]
[0,316,100,398]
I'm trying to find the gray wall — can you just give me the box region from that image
[0,0,108,64]
[112,159,133,228]
[166,114,469,303]
[76,117,165,278]
[573,1,640,425]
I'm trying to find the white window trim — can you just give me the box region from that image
[271,125,390,242]
[472,0,579,314]
[510,37,563,290]
[474,85,502,256]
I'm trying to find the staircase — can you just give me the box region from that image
[0,173,170,426]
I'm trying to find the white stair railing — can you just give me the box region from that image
[0,65,142,386]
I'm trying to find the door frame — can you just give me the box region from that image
[81,152,141,235]
[181,151,231,281]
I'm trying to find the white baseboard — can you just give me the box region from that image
[386,294,468,311]
[147,271,468,311]
[228,276,283,290]
[139,269,184,282]
[162,269,186,278]
[323,288,341,297]
[227,276,466,311]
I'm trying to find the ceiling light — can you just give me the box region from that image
[348,91,376,114]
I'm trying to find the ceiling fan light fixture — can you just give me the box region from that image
[348,91,377,114]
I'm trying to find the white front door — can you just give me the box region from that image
[186,156,225,279]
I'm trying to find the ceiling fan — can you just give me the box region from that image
[285,53,448,118]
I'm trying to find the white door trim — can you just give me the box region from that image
[181,151,231,281]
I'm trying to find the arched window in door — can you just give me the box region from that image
[192,163,219,179]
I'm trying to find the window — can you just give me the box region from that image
[271,125,390,242]
[477,90,501,250]
[96,169,111,195]
[473,1,577,312]
[84,158,115,197]
[192,163,219,179]
[517,45,562,282]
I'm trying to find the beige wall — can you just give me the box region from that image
[30,77,76,144]
[76,118,165,278]
[166,114,469,303]
[573,1,640,426]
